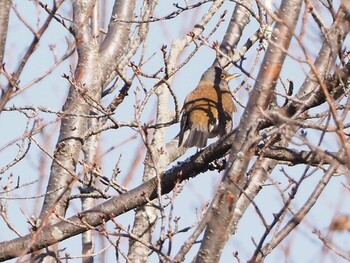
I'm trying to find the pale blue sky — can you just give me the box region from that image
[1,0,349,262]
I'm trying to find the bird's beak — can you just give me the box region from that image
[225,73,241,81]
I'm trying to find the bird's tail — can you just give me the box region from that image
[178,128,208,148]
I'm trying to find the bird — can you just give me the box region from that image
[178,66,240,148]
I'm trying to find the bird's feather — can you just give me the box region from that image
[180,123,209,148]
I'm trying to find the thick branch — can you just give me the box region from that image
[259,145,345,166]
[99,0,136,78]
[40,0,100,220]
[214,0,253,67]
[0,0,10,65]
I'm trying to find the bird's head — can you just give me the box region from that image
[201,66,241,86]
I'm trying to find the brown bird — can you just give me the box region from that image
[178,66,240,148]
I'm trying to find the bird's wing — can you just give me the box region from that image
[178,112,188,147]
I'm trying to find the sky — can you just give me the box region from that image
[1,0,350,262]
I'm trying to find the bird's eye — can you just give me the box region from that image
[220,74,225,79]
